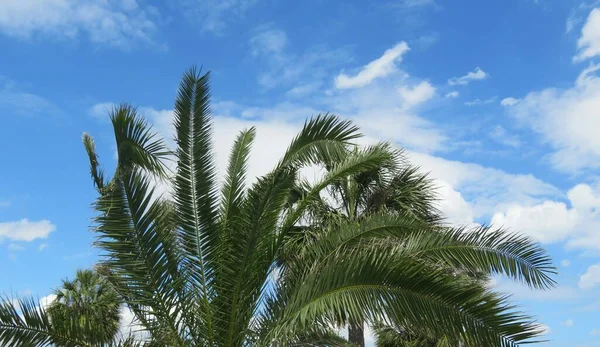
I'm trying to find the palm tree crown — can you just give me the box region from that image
[47,269,121,345]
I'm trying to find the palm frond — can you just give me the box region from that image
[83,132,106,191]
[172,67,219,344]
[278,113,361,168]
[0,296,88,346]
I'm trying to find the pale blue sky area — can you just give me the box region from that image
[1,1,600,345]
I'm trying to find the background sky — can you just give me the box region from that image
[1,0,600,345]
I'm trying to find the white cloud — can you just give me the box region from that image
[445,90,459,98]
[249,26,350,90]
[89,102,115,119]
[579,264,600,289]
[396,0,436,7]
[0,219,55,242]
[501,97,520,106]
[575,8,600,61]
[407,151,559,220]
[591,329,600,336]
[508,63,600,172]
[539,324,551,336]
[286,82,323,98]
[562,319,574,327]
[448,67,488,86]
[0,0,160,49]
[489,125,521,148]
[39,294,57,310]
[250,27,287,57]
[464,96,497,106]
[491,201,579,243]
[335,42,410,89]
[1,77,62,117]
[433,180,475,226]
[397,81,435,107]
[490,183,600,249]
[7,243,25,251]
[39,243,48,251]
[561,259,571,267]
[177,0,258,34]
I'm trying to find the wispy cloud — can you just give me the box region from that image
[574,8,600,61]
[448,67,488,86]
[335,42,410,89]
[489,125,521,148]
[1,75,62,117]
[445,91,459,98]
[177,0,259,34]
[249,26,352,90]
[7,243,25,251]
[0,0,161,49]
[464,96,497,106]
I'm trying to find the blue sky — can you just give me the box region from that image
[1,0,600,345]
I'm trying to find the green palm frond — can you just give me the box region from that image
[0,296,88,346]
[278,113,361,168]
[172,67,219,344]
[220,127,256,230]
[111,105,169,178]
[83,133,106,191]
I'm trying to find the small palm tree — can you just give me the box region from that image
[47,269,121,345]
[0,67,556,346]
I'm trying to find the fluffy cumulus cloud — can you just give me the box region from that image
[407,151,559,220]
[579,264,600,290]
[500,97,520,106]
[491,201,579,243]
[508,50,600,173]
[0,219,56,242]
[397,81,436,107]
[447,67,488,86]
[575,8,600,61]
[335,42,410,89]
[131,99,560,236]
[445,90,459,98]
[491,183,600,249]
[0,0,160,49]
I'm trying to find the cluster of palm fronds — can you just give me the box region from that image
[0,68,556,347]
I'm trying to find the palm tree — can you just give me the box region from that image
[283,143,443,345]
[46,269,121,346]
[0,67,556,346]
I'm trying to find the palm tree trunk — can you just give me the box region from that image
[348,323,365,346]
